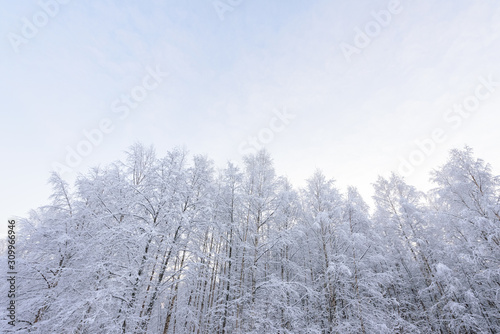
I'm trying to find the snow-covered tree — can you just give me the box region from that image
[3,144,500,333]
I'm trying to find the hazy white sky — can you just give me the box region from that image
[1,0,500,236]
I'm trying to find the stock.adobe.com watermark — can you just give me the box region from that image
[238,108,295,155]
[213,0,243,21]
[7,0,71,53]
[398,74,498,177]
[52,66,168,175]
[6,220,17,327]
[339,0,403,62]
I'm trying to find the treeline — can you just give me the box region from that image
[1,144,499,333]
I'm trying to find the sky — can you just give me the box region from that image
[1,0,500,237]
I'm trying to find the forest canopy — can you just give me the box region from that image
[1,144,499,333]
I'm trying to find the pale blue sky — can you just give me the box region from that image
[2,0,500,236]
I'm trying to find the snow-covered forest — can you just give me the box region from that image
[2,144,500,333]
